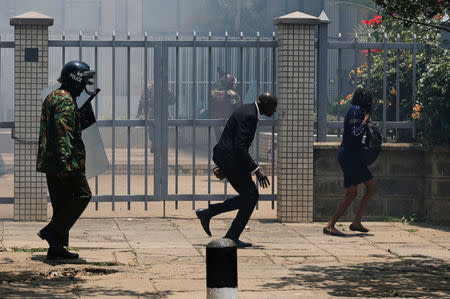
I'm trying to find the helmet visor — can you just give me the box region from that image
[81,70,96,95]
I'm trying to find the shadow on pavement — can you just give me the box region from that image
[407,221,450,232]
[0,268,173,298]
[262,255,450,297]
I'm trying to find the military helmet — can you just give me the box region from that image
[58,60,96,95]
[220,73,237,89]
[220,73,237,85]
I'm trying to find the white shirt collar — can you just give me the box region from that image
[255,102,260,120]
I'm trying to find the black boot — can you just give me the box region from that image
[47,247,79,260]
[37,226,62,249]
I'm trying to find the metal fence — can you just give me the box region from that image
[0,32,279,215]
[318,21,428,140]
[0,27,431,213]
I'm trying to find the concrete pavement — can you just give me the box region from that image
[0,214,449,298]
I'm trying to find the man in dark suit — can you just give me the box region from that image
[196,92,277,248]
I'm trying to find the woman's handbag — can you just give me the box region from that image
[362,121,382,165]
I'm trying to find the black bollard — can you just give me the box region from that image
[206,238,238,299]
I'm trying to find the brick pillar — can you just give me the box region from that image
[10,12,53,221]
[274,12,320,222]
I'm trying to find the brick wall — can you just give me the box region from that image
[313,142,450,223]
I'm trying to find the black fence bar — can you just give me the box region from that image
[192,31,197,210]
[94,32,99,210]
[144,32,149,211]
[111,31,116,211]
[175,32,180,209]
[127,32,131,210]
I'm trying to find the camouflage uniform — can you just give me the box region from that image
[210,80,242,141]
[37,89,86,174]
[37,89,91,246]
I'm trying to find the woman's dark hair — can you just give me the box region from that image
[351,87,373,112]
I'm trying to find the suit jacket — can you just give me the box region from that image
[213,103,258,173]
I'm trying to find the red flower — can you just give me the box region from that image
[361,49,383,57]
[372,15,382,25]
[362,15,383,27]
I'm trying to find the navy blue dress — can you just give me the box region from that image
[338,105,373,188]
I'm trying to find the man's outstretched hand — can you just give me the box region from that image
[255,169,270,188]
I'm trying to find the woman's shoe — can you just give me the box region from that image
[349,223,369,233]
[323,227,345,237]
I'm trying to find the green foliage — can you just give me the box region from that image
[384,213,417,224]
[400,213,418,224]
[384,216,403,222]
[416,56,450,147]
[342,13,450,144]
[371,0,449,31]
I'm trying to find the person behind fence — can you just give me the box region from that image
[136,81,176,153]
[323,87,377,236]
[195,92,277,248]
[210,67,242,141]
[36,60,96,260]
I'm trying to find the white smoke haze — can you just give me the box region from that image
[0,1,367,122]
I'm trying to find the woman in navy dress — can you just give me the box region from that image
[323,87,377,236]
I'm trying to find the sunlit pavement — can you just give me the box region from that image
[0,214,449,298]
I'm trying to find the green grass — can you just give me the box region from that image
[384,216,403,222]
[384,213,418,224]
[405,228,419,232]
[66,247,79,252]
[10,247,47,253]
[10,247,79,253]
[91,261,121,267]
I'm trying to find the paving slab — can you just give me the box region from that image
[0,217,448,298]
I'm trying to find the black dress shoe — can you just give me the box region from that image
[47,247,79,260]
[195,208,212,236]
[233,239,252,248]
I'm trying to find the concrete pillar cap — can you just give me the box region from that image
[10,11,54,26]
[319,10,330,24]
[274,11,320,25]
[206,238,236,248]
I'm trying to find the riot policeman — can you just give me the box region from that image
[210,67,242,141]
[36,60,96,260]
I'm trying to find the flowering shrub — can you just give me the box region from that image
[415,58,450,146]
[340,11,449,145]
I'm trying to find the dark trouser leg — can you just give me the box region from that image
[208,195,241,216]
[210,166,258,240]
[45,173,92,246]
[46,174,69,246]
